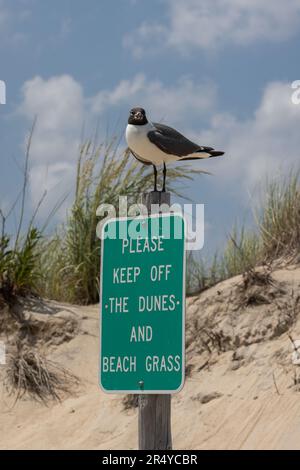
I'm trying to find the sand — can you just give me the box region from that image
[1,265,300,450]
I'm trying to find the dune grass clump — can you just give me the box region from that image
[186,228,262,295]
[259,172,300,261]
[0,228,42,302]
[2,121,299,303]
[6,347,80,404]
[0,123,206,307]
[220,171,300,279]
[186,171,300,295]
[220,227,261,280]
[39,140,206,304]
[0,124,44,302]
[122,394,139,410]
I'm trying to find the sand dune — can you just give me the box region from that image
[1,265,300,450]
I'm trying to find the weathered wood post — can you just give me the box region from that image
[138,190,172,450]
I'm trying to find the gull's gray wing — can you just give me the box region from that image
[148,122,213,157]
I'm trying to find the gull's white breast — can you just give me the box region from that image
[126,122,179,165]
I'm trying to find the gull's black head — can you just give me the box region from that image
[128,107,148,125]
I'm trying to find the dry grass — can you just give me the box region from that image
[2,122,300,306]
[242,265,273,290]
[187,171,300,295]
[6,347,80,404]
[259,171,300,261]
[122,394,139,410]
[0,122,44,302]
[39,140,207,304]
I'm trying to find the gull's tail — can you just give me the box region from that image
[180,148,225,161]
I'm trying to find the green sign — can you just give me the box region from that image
[100,213,186,393]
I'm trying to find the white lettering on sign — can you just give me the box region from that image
[130,326,152,342]
[139,295,176,312]
[108,297,129,313]
[100,214,185,392]
[102,356,136,373]
[150,264,171,282]
[121,236,164,254]
[113,266,141,284]
[145,355,181,372]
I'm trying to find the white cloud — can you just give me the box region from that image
[123,23,167,59]
[19,73,300,220]
[60,17,72,37]
[124,0,300,56]
[92,73,217,125]
[91,74,147,114]
[0,1,9,28]
[20,75,84,137]
[29,162,76,219]
[0,0,32,47]
[93,76,300,194]
[196,81,300,193]
[19,75,84,216]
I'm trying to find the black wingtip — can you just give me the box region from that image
[209,150,224,157]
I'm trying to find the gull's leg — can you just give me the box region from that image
[152,164,158,192]
[162,162,167,192]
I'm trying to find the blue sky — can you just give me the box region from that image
[1,0,300,257]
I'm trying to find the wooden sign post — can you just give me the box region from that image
[139,191,172,451]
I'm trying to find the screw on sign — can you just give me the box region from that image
[100,212,185,394]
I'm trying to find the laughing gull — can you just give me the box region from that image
[126,107,224,192]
